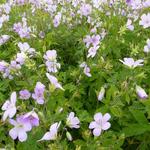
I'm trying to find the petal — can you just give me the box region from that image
[89,121,97,129]
[102,122,111,130]
[2,110,9,121]
[103,113,111,122]
[1,100,10,110]
[93,128,101,136]
[18,130,27,142]
[8,108,16,118]
[38,132,51,141]
[9,119,17,126]
[94,113,102,122]
[24,123,32,131]
[68,112,75,120]
[9,128,18,140]
[10,92,17,104]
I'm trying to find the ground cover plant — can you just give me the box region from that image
[0,0,150,149]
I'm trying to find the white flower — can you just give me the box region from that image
[66,112,80,129]
[1,92,17,121]
[38,122,61,141]
[119,58,144,68]
[136,85,148,99]
[98,87,105,101]
[89,113,111,136]
[46,73,64,90]
[9,117,32,142]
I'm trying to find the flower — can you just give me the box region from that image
[119,58,144,68]
[66,112,80,129]
[18,42,35,55]
[38,122,61,141]
[21,110,39,127]
[19,89,31,100]
[0,35,10,45]
[43,50,57,61]
[46,73,64,90]
[144,39,150,53]
[32,82,45,104]
[1,92,17,121]
[139,13,150,29]
[44,50,60,73]
[80,62,92,77]
[89,113,111,136]
[9,117,32,142]
[136,85,148,99]
[87,46,100,58]
[98,87,105,101]
[80,4,92,17]
[126,19,134,31]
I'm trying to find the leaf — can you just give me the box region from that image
[122,124,150,137]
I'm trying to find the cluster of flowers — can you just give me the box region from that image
[1,91,111,142]
[0,42,35,79]
[0,3,11,28]
[0,0,150,144]
[13,17,32,39]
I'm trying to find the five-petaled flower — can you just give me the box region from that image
[119,58,144,68]
[9,117,32,142]
[38,122,61,141]
[66,112,80,129]
[1,92,17,121]
[89,113,111,136]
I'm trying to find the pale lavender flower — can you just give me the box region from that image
[87,46,100,58]
[90,35,101,47]
[44,50,60,73]
[38,122,61,141]
[136,85,148,99]
[119,58,144,68]
[0,61,8,72]
[18,42,35,55]
[16,52,27,65]
[0,35,10,45]
[43,50,57,61]
[39,31,45,38]
[126,19,134,31]
[139,13,150,29]
[21,110,39,127]
[19,89,31,100]
[83,35,92,48]
[80,62,92,77]
[32,82,45,104]
[66,112,80,129]
[89,113,111,136]
[144,39,150,53]
[98,87,105,101]
[1,92,17,121]
[53,12,62,27]
[46,73,64,90]
[9,117,32,142]
[80,4,92,17]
